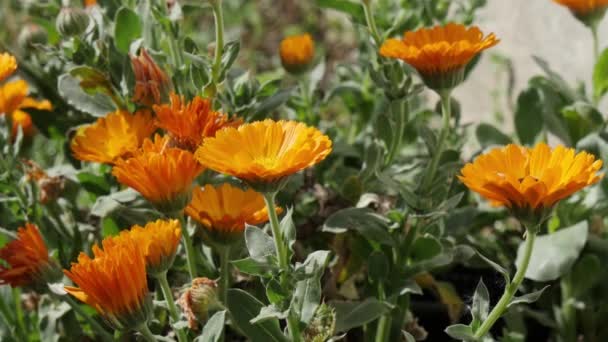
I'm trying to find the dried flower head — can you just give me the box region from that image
[178,277,221,330]
[131,49,171,107]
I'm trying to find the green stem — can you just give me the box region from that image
[63,295,114,342]
[473,232,537,340]
[385,100,407,166]
[362,0,382,45]
[560,276,577,342]
[219,246,231,305]
[262,192,301,342]
[210,0,225,92]
[374,284,392,342]
[137,323,157,342]
[592,23,600,62]
[420,89,452,191]
[157,272,188,342]
[177,213,198,279]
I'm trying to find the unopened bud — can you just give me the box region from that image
[280,34,315,74]
[17,24,48,51]
[178,278,222,330]
[56,7,90,37]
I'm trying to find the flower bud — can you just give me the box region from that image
[131,49,172,107]
[303,303,336,342]
[56,7,90,37]
[280,34,315,74]
[178,278,222,330]
[17,24,48,51]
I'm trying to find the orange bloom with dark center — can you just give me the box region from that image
[186,183,281,244]
[131,49,171,107]
[195,120,332,190]
[553,0,608,16]
[0,52,17,82]
[0,223,55,288]
[154,93,242,151]
[113,137,204,212]
[64,236,151,330]
[380,23,498,90]
[459,143,603,224]
[280,34,315,73]
[0,80,52,137]
[71,110,156,164]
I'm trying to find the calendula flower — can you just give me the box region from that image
[178,277,220,330]
[195,119,332,192]
[0,52,17,82]
[185,183,281,244]
[380,23,499,91]
[459,143,603,227]
[107,219,181,276]
[70,110,156,164]
[64,236,152,330]
[0,80,52,137]
[280,33,315,74]
[131,49,171,107]
[154,93,242,151]
[553,0,608,23]
[113,138,204,213]
[0,223,58,289]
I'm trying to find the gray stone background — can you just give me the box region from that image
[457,0,607,127]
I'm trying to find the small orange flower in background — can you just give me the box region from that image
[64,236,151,330]
[380,23,499,91]
[0,52,17,82]
[459,143,603,226]
[154,93,242,151]
[131,49,171,107]
[0,223,57,288]
[195,119,332,192]
[0,79,52,137]
[186,183,282,244]
[113,138,204,213]
[70,110,156,164]
[280,33,315,74]
[106,219,181,276]
[553,0,608,20]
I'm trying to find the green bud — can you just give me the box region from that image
[303,303,336,342]
[17,24,48,51]
[56,7,90,37]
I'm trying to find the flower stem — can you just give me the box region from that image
[219,245,231,305]
[473,231,537,340]
[156,272,188,342]
[374,283,392,342]
[262,192,301,342]
[62,295,114,342]
[362,0,382,45]
[178,213,198,279]
[560,276,577,342]
[421,89,452,191]
[210,0,225,93]
[591,22,600,61]
[136,323,157,342]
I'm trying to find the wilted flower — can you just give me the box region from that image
[459,143,603,227]
[112,136,204,213]
[195,119,332,192]
[380,23,499,91]
[70,110,156,164]
[0,52,17,82]
[64,236,152,331]
[178,277,221,330]
[0,79,52,138]
[0,223,59,289]
[56,7,90,37]
[553,0,608,23]
[23,160,65,204]
[131,49,171,107]
[154,93,242,151]
[280,33,315,74]
[185,183,281,245]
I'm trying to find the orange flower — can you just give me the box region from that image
[553,0,608,18]
[131,49,171,107]
[70,110,156,164]
[459,143,603,225]
[280,34,315,74]
[186,183,281,244]
[64,236,151,330]
[0,52,17,82]
[107,219,181,276]
[0,80,52,137]
[195,119,332,191]
[380,23,499,90]
[154,93,242,151]
[113,138,204,212]
[0,223,56,288]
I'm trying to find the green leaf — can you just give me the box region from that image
[561,102,603,144]
[322,208,394,246]
[477,250,510,283]
[198,310,226,342]
[368,251,389,281]
[514,88,543,145]
[507,286,550,309]
[331,299,391,333]
[219,41,240,81]
[471,279,489,330]
[444,324,475,341]
[244,225,276,262]
[570,254,601,297]
[291,250,330,324]
[594,47,608,101]
[518,221,588,282]
[226,289,288,342]
[476,123,512,147]
[402,331,416,342]
[250,304,287,324]
[314,0,366,23]
[253,88,293,117]
[231,257,277,277]
[280,208,296,255]
[114,7,142,54]
[58,74,116,117]
[410,235,443,262]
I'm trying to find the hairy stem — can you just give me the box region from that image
[177,213,198,279]
[156,272,188,342]
[421,89,452,191]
